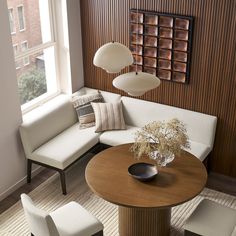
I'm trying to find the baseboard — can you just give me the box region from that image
[0,166,44,201]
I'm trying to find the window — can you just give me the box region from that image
[8,8,15,34]
[13,44,20,69]
[21,41,29,66]
[17,5,25,31]
[7,0,59,111]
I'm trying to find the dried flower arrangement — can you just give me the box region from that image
[130,118,190,166]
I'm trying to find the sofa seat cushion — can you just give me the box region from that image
[100,127,210,161]
[187,140,211,161]
[99,125,140,146]
[29,124,100,169]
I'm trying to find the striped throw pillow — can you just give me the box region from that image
[91,102,126,132]
[72,92,104,128]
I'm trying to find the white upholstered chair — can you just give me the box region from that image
[21,194,103,236]
[184,199,236,236]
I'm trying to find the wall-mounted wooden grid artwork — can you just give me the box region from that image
[129,10,194,83]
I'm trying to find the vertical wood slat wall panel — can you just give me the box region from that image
[80,0,236,177]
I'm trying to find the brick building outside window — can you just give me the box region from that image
[7,0,58,108]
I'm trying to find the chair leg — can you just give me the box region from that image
[27,159,32,183]
[92,230,103,236]
[59,170,67,195]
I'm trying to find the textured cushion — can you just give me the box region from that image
[72,92,104,128]
[20,95,77,157]
[29,124,100,169]
[121,96,217,149]
[50,202,103,236]
[92,102,126,132]
[99,125,140,146]
[184,199,236,236]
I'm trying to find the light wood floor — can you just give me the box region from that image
[0,169,235,215]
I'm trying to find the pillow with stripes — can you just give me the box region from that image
[72,92,104,128]
[91,102,126,132]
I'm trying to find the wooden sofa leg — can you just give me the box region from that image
[59,170,67,195]
[27,159,32,183]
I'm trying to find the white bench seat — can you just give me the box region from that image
[31,124,100,170]
[19,87,217,195]
[186,141,211,162]
[99,125,140,146]
[100,127,211,161]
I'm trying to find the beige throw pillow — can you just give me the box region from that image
[91,102,126,132]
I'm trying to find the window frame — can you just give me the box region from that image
[13,44,20,69]
[11,0,60,114]
[17,5,26,32]
[8,8,16,35]
[21,40,30,66]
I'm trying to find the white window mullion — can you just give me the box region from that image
[48,0,56,42]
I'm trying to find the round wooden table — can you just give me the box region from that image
[85,144,207,236]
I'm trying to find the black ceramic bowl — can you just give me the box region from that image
[128,162,158,181]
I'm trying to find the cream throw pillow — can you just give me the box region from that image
[91,102,126,132]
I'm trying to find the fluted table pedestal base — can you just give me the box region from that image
[118,206,171,236]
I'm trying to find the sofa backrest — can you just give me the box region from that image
[76,87,122,103]
[121,96,217,148]
[20,95,77,157]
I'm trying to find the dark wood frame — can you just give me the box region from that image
[27,143,105,195]
[129,9,194,84]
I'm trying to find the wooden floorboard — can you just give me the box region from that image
[0,170,235,215]
[207,172,236,196]
[0,168,55,214]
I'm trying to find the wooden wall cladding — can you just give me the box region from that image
[80,0,236,177]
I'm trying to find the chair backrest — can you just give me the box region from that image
[21,194,59,236]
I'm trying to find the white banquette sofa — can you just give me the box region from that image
[20,87,217,194]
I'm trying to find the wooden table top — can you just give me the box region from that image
[85,144,207,208]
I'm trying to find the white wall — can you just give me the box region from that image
[55,0,84,94]
[0,0,26,200]
[67,0,84,92]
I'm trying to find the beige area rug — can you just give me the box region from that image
[1,153,236,236]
